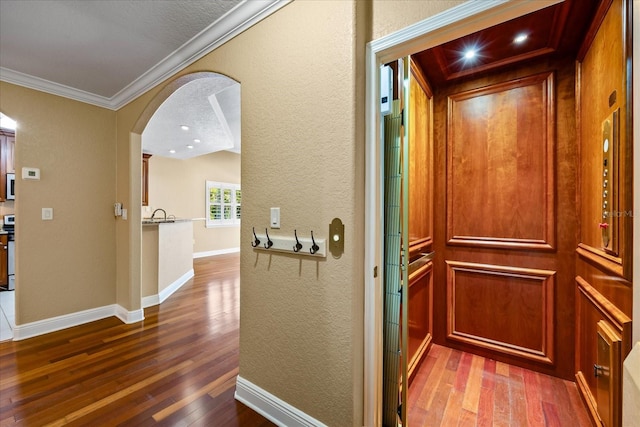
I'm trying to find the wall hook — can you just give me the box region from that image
[309,230,320,255]
[293,230,303,252]
[251,227,261,248]
[264,228,273,249]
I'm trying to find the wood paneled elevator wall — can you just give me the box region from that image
[405,2,632,425]
[574,0,633,425]
[428,56,579,381]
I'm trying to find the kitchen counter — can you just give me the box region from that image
[142,220,193,306]
[142,218,192,225]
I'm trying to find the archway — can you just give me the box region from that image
[126,71,241,316]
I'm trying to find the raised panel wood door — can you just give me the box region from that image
[433,58,578,379]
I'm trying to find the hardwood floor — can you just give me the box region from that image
[0,254,275,426]
[408,344,593,427]
[0,254,596,426]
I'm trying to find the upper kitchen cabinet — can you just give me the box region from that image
[142,153,151,206]
[0,129,15,201]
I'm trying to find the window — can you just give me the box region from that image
[206,181,241,227]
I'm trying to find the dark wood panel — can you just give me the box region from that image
[446,72,555,250]
[446,261,555,365]
[0,235,7,287]
[142,153,152,207]
[413,0,599,87]
[575,276,631,427]
[430,56,578,380]
[408,58,434,256]
[575,2,633,422]
[577,0,632,280]
[0,129,14,202]
[0,254,275,426]
[408,261,433,382]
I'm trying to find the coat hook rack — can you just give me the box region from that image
[252,228,326,257]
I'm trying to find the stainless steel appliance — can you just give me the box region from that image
[6,173,15,200]
[4,214,14,290]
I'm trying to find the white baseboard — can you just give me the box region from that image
[115,305,145,324]
[193,247,239,258]
[13,304,143,341]
[234,376,328,427]
[142,269,194,309]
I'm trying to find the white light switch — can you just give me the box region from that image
[270,207,280,229]
[42,208,53,220]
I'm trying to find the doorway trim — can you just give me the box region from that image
[363,1,564,425]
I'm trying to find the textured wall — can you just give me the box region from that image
[371,0,465,40]
[145,151,240,254]
[114,1,472,425]
[0,82,116,324]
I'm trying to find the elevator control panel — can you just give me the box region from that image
[599,109,618,253]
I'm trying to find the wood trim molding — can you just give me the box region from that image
[576,243,624,277]
[446,72,556,250]
[446,261,555,365]
[410,58,433,98]
[575,275,631,344]
[577,0,615,61]
[575,371,604,427]
[446,47,556,82]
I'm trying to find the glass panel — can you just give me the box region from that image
[223,189,232,204]
[210,205,221,220]
[235,206,242,219]
[210,188,221,203]
[224,205,232,219]
[235,190,242,204]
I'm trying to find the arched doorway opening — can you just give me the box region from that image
[127,71,241,314]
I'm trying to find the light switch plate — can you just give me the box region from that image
[270,207,280,229]
[42,207,53,220]
[22,167,40,180]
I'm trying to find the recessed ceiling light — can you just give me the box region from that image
[514,34,528,43]
[464,49,476,59]
[187,145,194,149]
[193,139,201,143]
[180,125,189,131]
[169,149,176,154]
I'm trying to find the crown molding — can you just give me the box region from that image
[0,0,291,111]
[0,67,114,109]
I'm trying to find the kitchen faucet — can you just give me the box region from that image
[150,208,167,221]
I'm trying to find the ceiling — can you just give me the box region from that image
[0,0,289,158]
[413,0,600,87]
[1,1,600,158]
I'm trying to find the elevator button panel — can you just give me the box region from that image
[599,109,618,253]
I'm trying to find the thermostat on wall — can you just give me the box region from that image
[22,167,40,180]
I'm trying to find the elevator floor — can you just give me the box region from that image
[408,344,592,426]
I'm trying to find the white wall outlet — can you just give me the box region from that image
[122,208,127,220]
[42,208,53,220]
[270,207,280,229]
